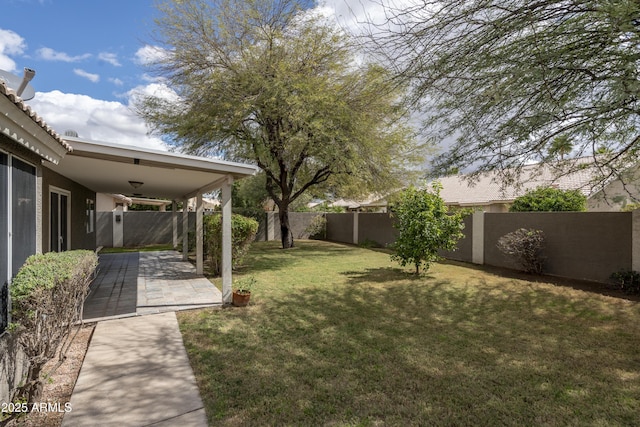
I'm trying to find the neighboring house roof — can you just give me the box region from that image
[187,196,220,210]
[435,159,597,207]
[0,82,72,162]
[111,193,133,206]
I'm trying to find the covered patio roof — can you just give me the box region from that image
[49,137,258,304]
[50,137,257,200]
[2,80,256,305]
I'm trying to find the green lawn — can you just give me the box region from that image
[178,240,640,426]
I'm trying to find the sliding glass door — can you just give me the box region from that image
[50,189,70,252]
[0,154,36,333]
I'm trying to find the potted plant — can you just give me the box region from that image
[232,276,256,307]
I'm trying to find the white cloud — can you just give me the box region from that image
[318,0,411,36]
[141,72,165,83]
[0,28,26,72]
[128,82,180,104]
[109,77,124,86]
[98,52,121,67]
[27,90,168,151]
[74,68,100,83]
[134,45,168,66]
[37,47,91,62]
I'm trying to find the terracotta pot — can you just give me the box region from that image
[232,291,251,307]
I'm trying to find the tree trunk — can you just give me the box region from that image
[279,208,294,249]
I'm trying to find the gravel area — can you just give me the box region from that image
[7,324,95,427]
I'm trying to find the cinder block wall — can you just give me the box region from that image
[96,212,113,247]
[326,213,354,243]
[483,212,631,283]
[357,213,398,247]
[123,212,174,247]
[96,211,195,248]
[439,214,473,262]
[320,211,636,284]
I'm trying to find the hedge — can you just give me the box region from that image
[5,250,97,416]
[204,214,259,276]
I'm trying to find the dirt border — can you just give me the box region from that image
[7,324,95,427]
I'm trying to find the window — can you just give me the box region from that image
[1,154,36,333]
[0,152,7,333]
[11,158,36,275]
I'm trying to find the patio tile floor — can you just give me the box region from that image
[83,250,222,322]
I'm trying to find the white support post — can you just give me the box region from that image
[182,198,189,261]
[471,211,485,265]
[196,193,204,275]
[172,200,178,249]
[221,175,234,304]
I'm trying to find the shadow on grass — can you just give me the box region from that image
[238,240,365,274]
[179,273,640,426]
[440,259,640,303]
[342,267,427,284]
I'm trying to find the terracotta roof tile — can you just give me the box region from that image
[0,81,72,153]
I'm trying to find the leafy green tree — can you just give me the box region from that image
[548,136,573,161]
[138,0,424,248]
[368,0,640,188]
[509,187,587,212]
[391,183,465,274]
[232,173,271,220]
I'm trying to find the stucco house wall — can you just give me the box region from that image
[42,166,96,251]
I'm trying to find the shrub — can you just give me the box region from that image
[621,203,640,212]
[205,214,259,275]
[7,250,97,415]
[609,270,640,294]
[497,228,545,274]
[509,187,586,212]
[391,183,466,274]
[304,215,327,240]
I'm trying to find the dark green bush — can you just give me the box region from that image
[6,250,97,416]
[610,270,640,294]
[509,187,586,212]
[204,214,259,275]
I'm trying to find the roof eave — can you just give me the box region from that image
[0,92,70,164]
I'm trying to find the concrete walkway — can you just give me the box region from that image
[64,250,220,426]
[62,312,207,427]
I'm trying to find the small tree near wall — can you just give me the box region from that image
[391,183,466,274]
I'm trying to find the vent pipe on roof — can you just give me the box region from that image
[64,130,79,137]
[16,68,35,97]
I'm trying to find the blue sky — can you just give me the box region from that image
[0,0,385,151]
[2,0,158,102]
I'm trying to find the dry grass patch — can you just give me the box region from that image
[179,240,640,426]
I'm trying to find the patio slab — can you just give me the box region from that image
[83,250,222,321]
